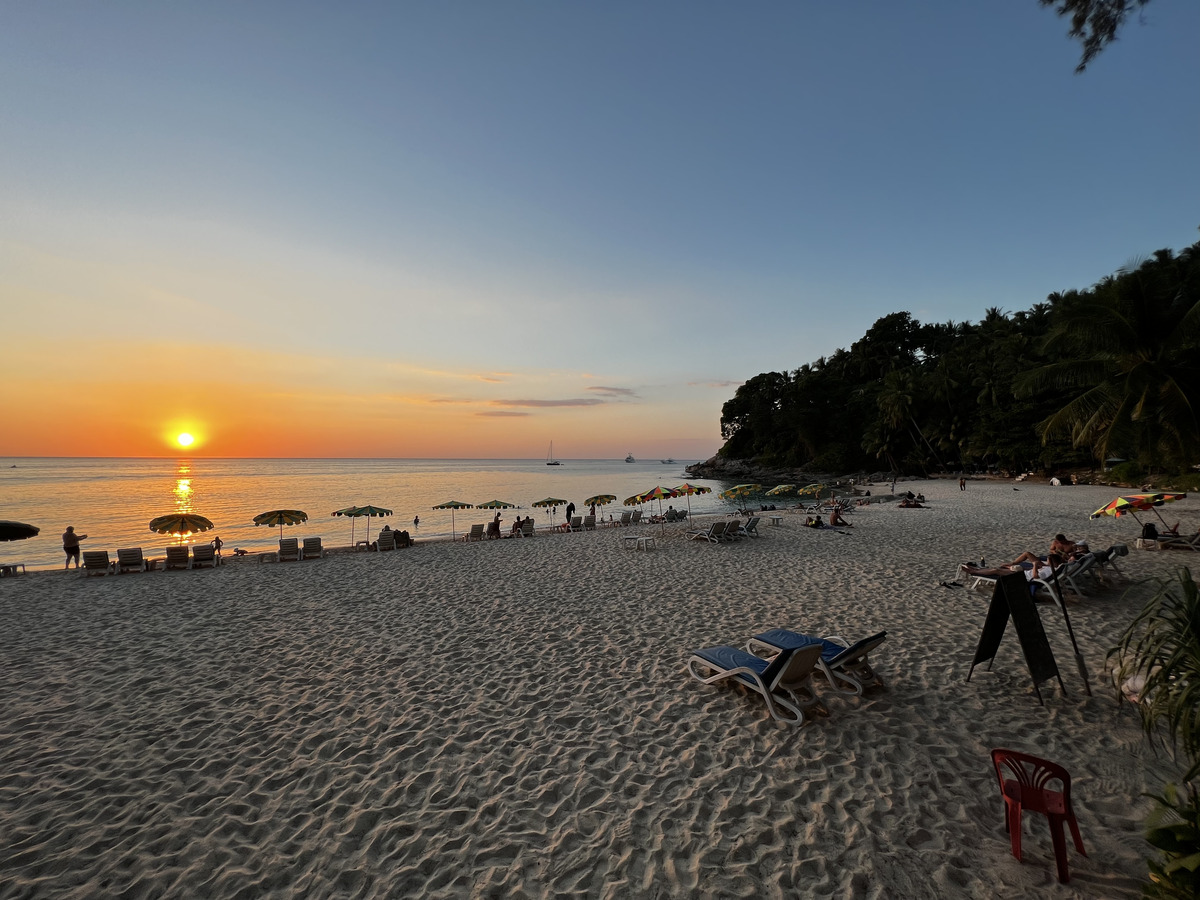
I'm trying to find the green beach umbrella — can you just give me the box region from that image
[253,509,309,540]
[332,505,391,547]
[149,513,214,544]
[332,505,364,545]
[532,497,568,527]
[719,484,762,503]
[476,500,516,509]
[584,494,617,507]
[433,500,474,540]
[766,484,797,496]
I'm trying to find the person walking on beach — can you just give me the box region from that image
[565,502,575,522]
[62,526,87,569]
[211,535,223,558]
[959,477,966,491]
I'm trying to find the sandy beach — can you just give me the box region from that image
[0,479,1193,898]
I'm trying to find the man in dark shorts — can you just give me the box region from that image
[62,526,88,569]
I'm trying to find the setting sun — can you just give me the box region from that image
[177,433,194,447]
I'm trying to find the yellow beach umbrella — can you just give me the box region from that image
[149,513,214,544]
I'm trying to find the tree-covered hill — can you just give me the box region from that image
[713,241,1200,476]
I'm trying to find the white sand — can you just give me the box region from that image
[0,480,1193,898]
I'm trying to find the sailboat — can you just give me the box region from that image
[546,441,561,466]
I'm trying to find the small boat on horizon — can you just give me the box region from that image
[546,441,561,465]
[660,458,675,464]
[625,453,635,463]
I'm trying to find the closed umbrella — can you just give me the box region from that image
[0,521,39,542]
[253,509,309,540]
[433,501,474,541]
[149,513,214,544]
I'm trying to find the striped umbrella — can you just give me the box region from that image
[719,484,762,509]
[766,484,797,496]
[332,505,392,547]
[253,509,309,540]
[476,500,516,509]
[672,483,712,514]
[637,486,681,527]
[433,500,474,540]
[584,494,617,507]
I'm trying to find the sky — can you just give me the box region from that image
[1,1,1197,459]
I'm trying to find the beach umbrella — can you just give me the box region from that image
[766,484,797,496]
[148,513,214,544]
[0,521,39,542]
[433,500,474,540]
[672,483,713,514]
[719,484,762,510]
[797,483,826,497]
[637,486,682,529]
[1090,495,1156,527]
[532,497,568,528]
[1122,492,1188,530]
[254,509,308,540]
[622,494,645,507]
[332,505,364,545]
[584,494,617,507]
[476,500,516,509]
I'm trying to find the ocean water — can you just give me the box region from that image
[0,457,733,570]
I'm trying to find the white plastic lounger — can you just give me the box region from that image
[687,643,824,725]
[746,629,887,696]
[687,521,727,543]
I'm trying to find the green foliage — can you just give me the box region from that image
[712,242,1200,475]
[1110,567,1200,897]
[1145,784,1200,899]
[1108,461,1147,483]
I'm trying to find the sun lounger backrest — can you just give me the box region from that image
[165,546,190,569]
[619,512,631,526]
[83,550,110,574]
[521,520,535,537]
[376,531,396,551]
[630,510,642,524]
[826,631,887,668]
[302,537,325,558]
[583,515,596,530]
[117,548,145,572]
[192,545,217,566]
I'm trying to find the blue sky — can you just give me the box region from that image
[1,1,1196,458]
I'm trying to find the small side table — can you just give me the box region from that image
[624,535,656,551]
[0,562,26,576]
[768,516,783,527]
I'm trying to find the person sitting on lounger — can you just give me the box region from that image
[898,498,925,508]
[961,553,1064,582]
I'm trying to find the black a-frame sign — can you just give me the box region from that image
[967,572,1066,704]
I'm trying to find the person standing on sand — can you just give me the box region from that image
[62,526,87,569]
[959,477,966,491]
[211,535,223,557]
[565,501,576,522]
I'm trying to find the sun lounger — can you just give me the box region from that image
[630,510,643,525]
[116,548,149,573]
[617,511,632,527]
[1159,531,1200,551]
[302,537,326,559]
[82,550,112,576]
[746,629,887,696]
[687,643,824,725]
[277,538,302,561]
[731,516,761,538]
[191,544,219,568]
[520,520,536,538]
[687,520,727,543]
[568,516,583,532]
[163,546,190,570]
[463,524,485,542]
[375,531,397,551]
[583,515,596,531]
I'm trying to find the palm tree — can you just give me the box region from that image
[1016,251,1200,469]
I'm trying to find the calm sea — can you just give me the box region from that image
[0,458,733,570]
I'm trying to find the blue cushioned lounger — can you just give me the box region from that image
[687,643,823,725]
[747,629,887,697]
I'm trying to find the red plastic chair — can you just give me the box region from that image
[991,748,1087,883]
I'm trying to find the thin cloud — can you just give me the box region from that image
[690,380,743,389]
[587,386,637,397]
[491,398,605,408]
[477,410,530,417]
